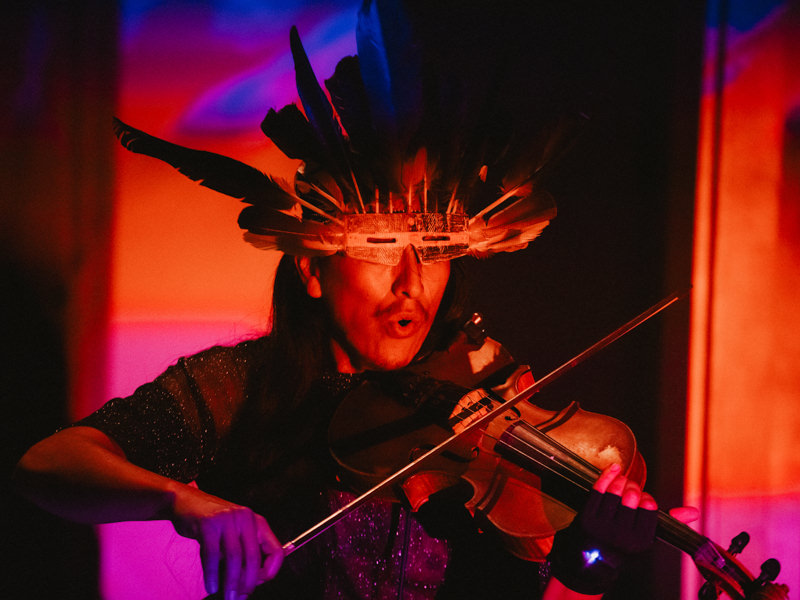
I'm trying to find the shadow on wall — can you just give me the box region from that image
[2,259,100,598]
[1,2,117,596]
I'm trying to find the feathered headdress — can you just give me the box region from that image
[114,0,583,265]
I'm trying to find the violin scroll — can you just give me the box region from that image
[694,532,788,600]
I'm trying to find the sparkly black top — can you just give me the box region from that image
[77,337,545,599]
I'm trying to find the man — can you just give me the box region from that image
[13,2,672,598]
[14,248,660,600]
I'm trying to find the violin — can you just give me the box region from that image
[285,292,789,600]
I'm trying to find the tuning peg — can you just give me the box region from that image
[727,531,749,555]
[749,558,781,591]
[698,581,719,600]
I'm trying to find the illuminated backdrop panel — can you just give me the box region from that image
[105,3,358,598]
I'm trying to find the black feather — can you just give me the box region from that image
[324,56,375,157]
[238,205,342,256]
[289,26,360,206]
[355,0,423,190]
[238,204,325,235]
[260,104,324,165]
[325,56,387,194]
[113,117,296,211]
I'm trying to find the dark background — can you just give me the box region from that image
[464,2,704,598]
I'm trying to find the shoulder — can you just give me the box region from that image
[177,335,271,373]
[156,335,273,409]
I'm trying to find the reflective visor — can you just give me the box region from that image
[344,213,469,265]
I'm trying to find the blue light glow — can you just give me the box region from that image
[582,549,602,566]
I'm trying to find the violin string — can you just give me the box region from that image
[450,389,599,489]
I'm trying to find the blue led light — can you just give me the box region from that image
[582,549,602,566]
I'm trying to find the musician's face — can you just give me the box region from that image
[298,246,450,372]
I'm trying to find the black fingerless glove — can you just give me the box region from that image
[548,490,658,595]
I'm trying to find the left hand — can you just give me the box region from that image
[593,462,655,510]
[547,463,659,595]
[592,463,699,524]
[449,388,495,433]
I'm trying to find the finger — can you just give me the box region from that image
[257,516,284,582]
[605,471,628,497]
[199,522,223,595]
[450,390,493,433]
[620,479,642,509]
[669,505,700,523]
[259,547,284,584]
[238,510,261,595]
[221,518,243,599]
[593,463,622,494]
[638,491,657,511]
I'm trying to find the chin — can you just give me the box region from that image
[368,355,414,371]
[364,346,419,371]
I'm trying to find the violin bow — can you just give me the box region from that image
[284,288,688,554]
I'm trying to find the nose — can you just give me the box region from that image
[391,245,424,298]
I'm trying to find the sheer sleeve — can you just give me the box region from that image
[75,340,262,482]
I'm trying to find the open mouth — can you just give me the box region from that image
[383,313,420,338]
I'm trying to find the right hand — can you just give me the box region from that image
[169,484,283,599]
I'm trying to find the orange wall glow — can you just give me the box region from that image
[686,2,800,597]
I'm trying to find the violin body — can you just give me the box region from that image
[327,354,645,561]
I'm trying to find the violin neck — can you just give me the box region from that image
[656,509,711,557]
